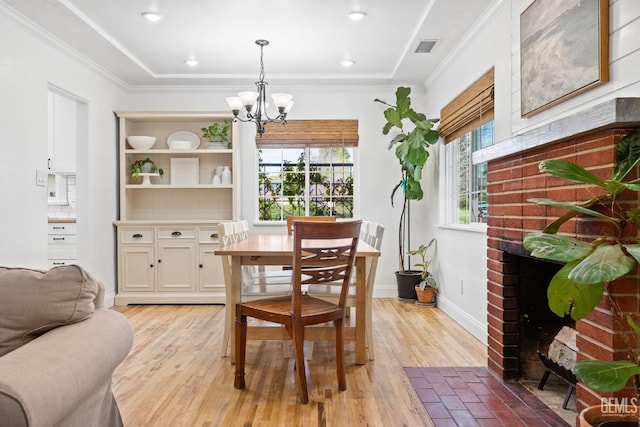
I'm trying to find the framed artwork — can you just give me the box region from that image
[520,0,609,117]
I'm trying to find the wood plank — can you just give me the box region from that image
[112,299,486,426]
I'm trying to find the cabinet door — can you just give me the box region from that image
[157,242,196,292]
[120,246,155,292]
[198,244,225,293]
[49,92,77,172]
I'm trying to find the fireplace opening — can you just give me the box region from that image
[512,254,576,381]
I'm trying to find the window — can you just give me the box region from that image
[257,147,354,220]
[440,68,495,226]
[445,121,494,224]
[255,120,357,221]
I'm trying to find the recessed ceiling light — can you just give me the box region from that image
[347,11,367,21]
[141,11,163,22]
[340,59,355,68]
[184,59,200,67]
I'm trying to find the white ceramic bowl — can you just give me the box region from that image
[168,140,194,150]
[127,136,156,150]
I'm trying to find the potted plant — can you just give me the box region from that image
[407,238,437,306]
[523,128,640,426]
[374,87,440,300]
[201,120,230,148]
[130,158,164,185]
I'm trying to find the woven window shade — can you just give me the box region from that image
[439,68,495,143]
[255,120,358,147]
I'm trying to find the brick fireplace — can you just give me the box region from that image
[483,99,640,411]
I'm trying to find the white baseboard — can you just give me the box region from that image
[372,284,398,298]
[104,291,116,308]
[435,294,487,346]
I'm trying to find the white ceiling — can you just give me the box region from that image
[1,0,495,87]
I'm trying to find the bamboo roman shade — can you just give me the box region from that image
[255,120,358,147]
[439,68,495,143]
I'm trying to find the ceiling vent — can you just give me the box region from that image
[414,39,438,53]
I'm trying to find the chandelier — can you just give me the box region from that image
[225,40,294,136]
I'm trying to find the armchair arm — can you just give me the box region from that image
[0,309,133,427]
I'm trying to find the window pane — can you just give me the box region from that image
[445,120,493,225]
[258,147,354,221]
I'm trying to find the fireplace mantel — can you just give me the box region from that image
[475,98,640,164]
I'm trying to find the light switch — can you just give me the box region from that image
[36,169,47,186]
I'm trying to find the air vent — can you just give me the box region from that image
[414,39,438,53]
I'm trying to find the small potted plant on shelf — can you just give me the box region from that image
[201,120,230,149]
[374,87,440,300]
[522,128,640,426]
[407,238,437,306]
[130,158,164,185]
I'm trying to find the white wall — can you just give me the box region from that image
[0,7,126,304]
[417,0,640,344]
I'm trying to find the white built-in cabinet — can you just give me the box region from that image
[114,111,238,305]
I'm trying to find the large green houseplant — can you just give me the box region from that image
[374,87,440,299]
[523,128,640,421]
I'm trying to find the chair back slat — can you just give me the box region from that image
[292,221,361,313]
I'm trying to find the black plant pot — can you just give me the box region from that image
[395,270,422,300]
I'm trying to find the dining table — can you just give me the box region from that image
[215,233,381,365]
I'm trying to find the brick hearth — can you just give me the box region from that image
[486,127,640,411]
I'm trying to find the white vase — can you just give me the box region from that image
[221,166,231,185]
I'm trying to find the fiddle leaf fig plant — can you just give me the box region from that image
[523,127,640,395]
[374,87,440,272]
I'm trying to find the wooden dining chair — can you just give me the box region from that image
[286,215,336,235]
[217,220,292,358]
[234,220,362,404]
[306,220,384,360]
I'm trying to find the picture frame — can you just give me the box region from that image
[520,0,609,118]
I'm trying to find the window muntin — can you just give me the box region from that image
[258,147,354,221]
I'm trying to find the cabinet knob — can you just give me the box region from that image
[52,237,66,241]
[210,233,218,238]
[133,233,143,238]
[52,226,65,230]
[171,231,182,237]
[150,264,154,268]
[199,264,203,268]
[157,259,161,263]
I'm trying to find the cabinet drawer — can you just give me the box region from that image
[49,248,77,259]
[48,223,77,234]
[47,234,77,245]
[48,259,77,268]
[157,227,196,239]
[120,227,154,244]
[198,227,219,244]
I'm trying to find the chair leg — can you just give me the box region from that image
[234,310,247,389]
[366,300,374,361]
[221,302,232,358]
[292,324,309,403]
[335,318,346,391]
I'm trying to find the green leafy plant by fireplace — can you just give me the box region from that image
[523,127,640,395]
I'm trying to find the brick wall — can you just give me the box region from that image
[486,128,640,410]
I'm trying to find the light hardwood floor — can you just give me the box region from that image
[112,299,487,427]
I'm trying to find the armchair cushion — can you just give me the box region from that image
[0,265,100,357]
